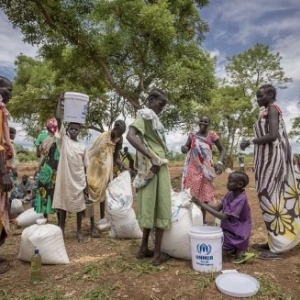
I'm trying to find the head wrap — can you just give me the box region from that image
[46,118,58,134]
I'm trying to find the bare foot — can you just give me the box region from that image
[77,232,86,244]
[90,228,100,238]
[136,249,154,259]
[152,253,170,266]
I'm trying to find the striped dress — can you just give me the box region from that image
[254,104,300,253]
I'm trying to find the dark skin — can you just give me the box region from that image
[91,122,128,237]
[192,173,245,259]
[240,88,279,150]
[0,80,13,193]
[0,78,13,273]
[127,92,168,266]
[181,116,226,223]
[56,95,86,243]
[240,87,279,252]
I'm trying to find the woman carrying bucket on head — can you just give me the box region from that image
[192,171,254,264]
[52,93,89,243]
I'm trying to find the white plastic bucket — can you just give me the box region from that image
[189,226,223,273]
[64,92,89,124]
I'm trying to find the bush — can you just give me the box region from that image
[17,152,37,163]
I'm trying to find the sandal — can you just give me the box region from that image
[252,243,270,251]
[152,253,170,266]
[136,249,154,259]
[0,258,10,274]
[257,251,282,260]
[232,252,256,264]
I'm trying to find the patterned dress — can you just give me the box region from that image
[182,131,218,202]
[34,135,59,214]
[254,104,300,253]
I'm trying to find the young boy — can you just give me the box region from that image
[192,171,253,263]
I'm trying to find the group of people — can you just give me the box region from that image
[1,78,300,273]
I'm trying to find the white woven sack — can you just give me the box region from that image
[18,223,69,264]
[160,189,203,260]
[106,171,142,239]
[16,208,44,228]
[10,199,24,215]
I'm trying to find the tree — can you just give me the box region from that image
[9,54,125,139]
[202,43,292,160]
[1,0,215,130]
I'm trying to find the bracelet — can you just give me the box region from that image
[217,161,223,165]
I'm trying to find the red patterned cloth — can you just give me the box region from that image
[182,131,219,202]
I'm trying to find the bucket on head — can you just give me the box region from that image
[64,92,89,124]
[189,226,223,273]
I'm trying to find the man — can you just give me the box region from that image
[121,147,135,177]
[17,175,32,200]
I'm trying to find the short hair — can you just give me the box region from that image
[0,76,12,88]
[124,147,128,151]
[114,120,126,132]
[259,84,277,100]
[9,127,16,134]
[68,122,81,128]
[199,116,211,123]
[147,88,167,101]
[230,171,249,188]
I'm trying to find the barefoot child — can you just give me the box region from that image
[192,171,253,263]
[52,94,88,243]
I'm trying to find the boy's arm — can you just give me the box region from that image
[192,197,228,220]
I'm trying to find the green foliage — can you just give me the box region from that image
[17,151,37,163]
[2,0,215,136]
[202,43,292,157]
[226,43,292,97]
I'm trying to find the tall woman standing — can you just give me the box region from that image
[241,84,300,259]
[181,116,226,224]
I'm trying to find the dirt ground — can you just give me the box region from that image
[1,163,300,300]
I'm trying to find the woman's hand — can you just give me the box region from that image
[0,173,13,192]
[215,163,223,175]
[240,139,251,151]
[150,157,161,174]
[181,145,189,154]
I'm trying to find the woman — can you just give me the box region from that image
[181,116,226,224]
[127,88,172,266]
[87,120,127,237]
[0,76,14,274]
[240,84,300,259]
[52,95,88,243]
[34,118,60,221]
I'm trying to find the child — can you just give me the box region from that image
[52,94,88,243]
[192,171,253,263]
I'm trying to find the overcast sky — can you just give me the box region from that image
[1,0,300,153]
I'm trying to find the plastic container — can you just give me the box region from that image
[30,248,42,284]
[189,226,223,273]
[64,92,89,124]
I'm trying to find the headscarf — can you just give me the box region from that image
[46,118,58,134]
